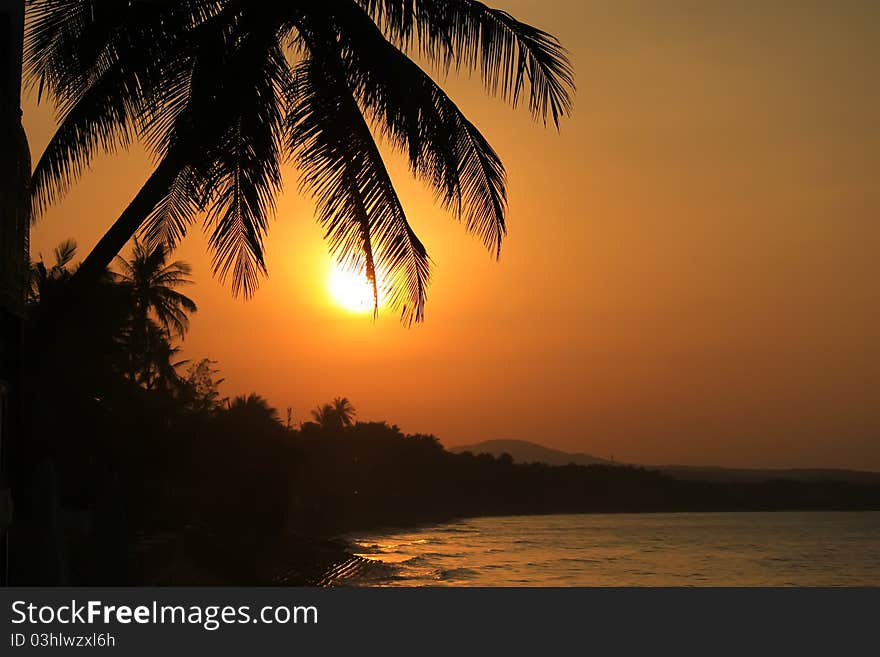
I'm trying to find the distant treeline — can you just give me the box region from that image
[40,403,880,585]
[42,389,880,583]
[14,242,880,586]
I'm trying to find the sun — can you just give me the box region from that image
[328,266,378,314]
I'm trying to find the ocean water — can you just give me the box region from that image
[346,511,880,586]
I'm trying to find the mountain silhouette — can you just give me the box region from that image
[450,439,614,467]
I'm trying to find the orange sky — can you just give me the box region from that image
[23,0,880,469]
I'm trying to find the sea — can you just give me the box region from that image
[345,511,880,586]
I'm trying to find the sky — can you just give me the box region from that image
[23,0,880,469]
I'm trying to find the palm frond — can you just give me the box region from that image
[138,165,202,251]
[25,0,118,99]
[29,58,138,216]
[153,259,195,286]
[26,0,195,215]
[288,50,431,324]
[52,238,78,268]
[333,3,507,255]
[193,19,289,298]
[26,0,224,218]
[359,0,575,127]
[114,238,198,338]
[112,253,137,280]
[26,0,216,97]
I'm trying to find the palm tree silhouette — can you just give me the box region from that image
[27,238,194,390]
[310,404,337,432]
[114,240,196,389]
[114,239,197,340]
[331,397,356,428]
[27,238,77,304]
[27,238,118,310]
[26,1,575,322]
[311,397,356,432]
[227,393,282,428]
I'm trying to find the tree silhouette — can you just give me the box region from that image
[114,239,197,339]
[135,320,188,393]
[310,397,356,432]
[331,397,356,428]
[27,238,196,393]
[114,240,196,389]
[226,394,283,432]
[26,0,574,322]
[181,358,226,414]
[311,403,338,432]
[27,238,77,304]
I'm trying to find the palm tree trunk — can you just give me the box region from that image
[67,154,182,298]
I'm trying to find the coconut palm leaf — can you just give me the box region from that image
[26,0,575,320]
[328,2,507,255]
[289,46,431,323]
[26,0,202,214]
[357,0,575,126]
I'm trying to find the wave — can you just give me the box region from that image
[400,552,465,566]
[437,567,479,581]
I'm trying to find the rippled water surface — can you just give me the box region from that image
[347,512,880,586]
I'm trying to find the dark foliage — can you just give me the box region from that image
[37,394,880,585]
[15,243,880,585]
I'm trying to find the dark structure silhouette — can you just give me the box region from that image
[0,0,28,587]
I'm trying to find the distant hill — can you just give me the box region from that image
[449,439,880,485]
[450,439,614,467]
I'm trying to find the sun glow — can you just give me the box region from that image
[328,266,378,314]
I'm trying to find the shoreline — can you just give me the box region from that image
[333,510,880,587]
[129,507,880,586]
